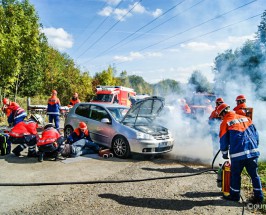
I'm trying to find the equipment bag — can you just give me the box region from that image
[0,133,11,156]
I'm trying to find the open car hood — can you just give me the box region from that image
[121,96,165,125]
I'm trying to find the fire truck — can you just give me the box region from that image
[92,86,136,107]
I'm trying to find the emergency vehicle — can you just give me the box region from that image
[92,86,136,107]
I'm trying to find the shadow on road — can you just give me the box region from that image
[98,193,243,211]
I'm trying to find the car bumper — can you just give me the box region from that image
[129,138,174,154]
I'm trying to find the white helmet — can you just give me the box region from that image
[30,114,44,125]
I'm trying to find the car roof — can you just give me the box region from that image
[76,102,129,109]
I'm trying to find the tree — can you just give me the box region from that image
[188,70,211,93]
[257,11,266,45]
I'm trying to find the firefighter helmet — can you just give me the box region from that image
[44,123,55,130]
[236,94,246,101]
[79,122,87,130]
[3,98,9,105]
[216,103,230,116]
[52,90,57,95]
[30,114,44,125]
[216,97,224,103]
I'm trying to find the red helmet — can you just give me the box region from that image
[236,94,246,101]
[216,103,230,116]
[52,90,57,95]
[216,97,224,103]
[79,122,87,130]
[3,98,9,105]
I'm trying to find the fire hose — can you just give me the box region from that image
[0,151,246,214]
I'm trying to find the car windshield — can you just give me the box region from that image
[107,107,129,121]
[94,94,113,102]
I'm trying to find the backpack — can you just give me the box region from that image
[0,133,11,156]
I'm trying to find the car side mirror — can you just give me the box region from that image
[101,118,111,124]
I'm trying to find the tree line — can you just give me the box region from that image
[1,0,266,106]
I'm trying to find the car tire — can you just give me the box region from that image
[112,136,130,159]
[64,125,73,138]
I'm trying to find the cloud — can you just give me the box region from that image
[151,8,163,17]
[113,51,162,62]
[105,0,121,5]
[98,2,162,20]
[98,6,113,16]
[180,34,256,52]
[41,27,73,51]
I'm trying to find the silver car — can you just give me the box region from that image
[64,96,174,158]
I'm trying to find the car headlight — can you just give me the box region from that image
[136,132,154,140]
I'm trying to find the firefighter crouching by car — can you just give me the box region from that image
[208,97,224,155]
[217,103,264,204]
[62,122,102,157]
[37,123,65,162]
[2,98,27,127]
[10,114,43,157]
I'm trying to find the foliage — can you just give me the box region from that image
[153,79,181,97]
[188,70,212,93]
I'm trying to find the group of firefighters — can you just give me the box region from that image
[1,90,104,161]
[208,94,263,204]
[0,91,264,204]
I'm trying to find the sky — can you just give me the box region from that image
[30,0,266,84]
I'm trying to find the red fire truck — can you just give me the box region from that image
[92,86,136,107]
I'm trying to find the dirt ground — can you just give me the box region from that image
[0,150,263,215]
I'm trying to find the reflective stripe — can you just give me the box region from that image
[10,131,31,137]
[38,138,57,143]
[253,188,262,191]
[230,186,240,192]
[14,112,27,119]
[47,112,60,115]
[221,150,228,155]
[227,117,248,126]
[230,149,259,158]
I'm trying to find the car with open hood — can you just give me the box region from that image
[64,96,174,158]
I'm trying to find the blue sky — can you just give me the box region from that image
[30,0,265,84]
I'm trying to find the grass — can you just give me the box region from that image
[242,161,266,213]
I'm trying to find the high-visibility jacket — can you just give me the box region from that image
[47,96,61,115]
[8,106,27,125]
[69,98,80,106]
[209,107,221,120]
[219,111,260,161]
[3,102,19,117]
[182,104,191,114]
[37,127,61,146]
[67,128,93,144]
[9,120,38,137]
[233,103,247,116]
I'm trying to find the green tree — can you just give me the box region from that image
[188,70,211,93]
[257,11,266,44]
[153,79,181,97]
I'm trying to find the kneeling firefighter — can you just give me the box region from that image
[10,114,43,157]
[217,103,264,204]
[37,123,65,162]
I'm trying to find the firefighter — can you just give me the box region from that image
[208,97,224,155]
[68,92,80,108]
[233,94,248,116]
[2,98,27,126]
[179,99,191,115]
[47,90,61,131]
[63,122,101,157]
[217,103,264,204]
[10,114,43,157]
[2,98,19,117]
[37,123,65,161]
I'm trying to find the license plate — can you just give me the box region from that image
[159,142,167,147]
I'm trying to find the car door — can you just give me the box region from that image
[87,105,113,147]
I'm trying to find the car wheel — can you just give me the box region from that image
[112,136,130,159]
[64,125,73,138]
